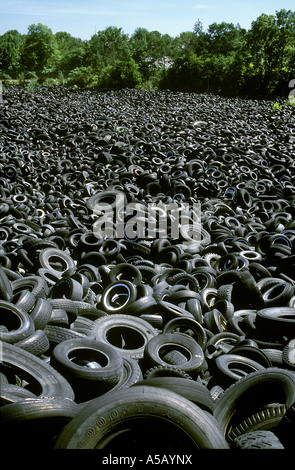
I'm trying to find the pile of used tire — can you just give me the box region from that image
[0,85,295,451]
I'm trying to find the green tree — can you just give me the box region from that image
[88,26,131,70]
[98,58,142,90]
[206,22,246,55]
[274,9,295,82]
[20,23,58,72]
[160,50,205,92]
[66,66,97,88]
[0,30,23,75]
[55,32,86,71]
[163,20,246,95]
[130,28,174,83]
[130,27,153,80]
[244,10,295,96]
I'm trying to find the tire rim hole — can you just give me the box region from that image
[264,284,286,300]
[68,349,109,368]
[106,326,145,350]
[47,255,68,272]
[0,307,22,331]
[228,362,260,377]
[96,417,197,451]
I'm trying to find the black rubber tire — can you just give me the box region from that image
[185,297,203,323]
[258,278,294,307]
[72,315,95,330]
[282,339,295,370]
[54,385,229,449]
[50,278,84,302]
[203,308,228,334]
[108,263,142,286]
[232,430,285,449]
[14,329,50,356]
[0,300,35,344]
[0,383,38,405]
[226,404,287,443]
[48,308,70,327]
[212,353,266,387]
[205,332,241,361]
[214,368,295,440]
[48,298,79,324]
[9,289,36,313]
[29,297,52,330]
[144,365,194,380]
[125,295,158,317]
[108,357,143,392]
[87,189,126,211]
[260,348,283,366]
[11,275,49,299]
[229,344,272,368]
[38,248,75,275]
[133,377,215,414]
[161,348,189,365]
[0,398,80,450]
[100,280,137,314]
[0,341,75,400]
[91,314,158,360]
[51,338,124,402]
[44,324,85,346]
[163,316,207,350]
[158,300,195,324]
[142,332,205,377]
[255,307,295,340]
[0,266,13,301]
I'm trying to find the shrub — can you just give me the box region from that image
[17,71,26,85]
[26,71,38,80]
[66,66,97,88]
[58,71,65,85]
[0,72,12,82]
[97,59,142,90]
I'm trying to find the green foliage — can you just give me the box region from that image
[17,71,26,85]
[242,10,295,96]
[26,71,38,80]
[97,59,142,90]
[26,80,37,93]
[130,28,175,82]
[0,72,12,81]
[55,32,86,71]
[89,26,131,70]
[1,10,294,97]
[58,71,65,85]
[273,101,282,109]
[0,30,23,74]
[66,66,97,88]
[20,23,58,72]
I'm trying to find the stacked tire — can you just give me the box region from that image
[0,86,294,450]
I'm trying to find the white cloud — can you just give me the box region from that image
[195,4,212,8]
[1,1,117,17]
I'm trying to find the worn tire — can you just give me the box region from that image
[0,342,75,400]
[214,368,295,440]
[91,314,158,360]
[54,385,229,449]
[142,332,205,377]
[51,338,124,402]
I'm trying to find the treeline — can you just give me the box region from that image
[0,8,295,98]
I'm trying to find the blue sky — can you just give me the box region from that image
[1,0,294,39]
